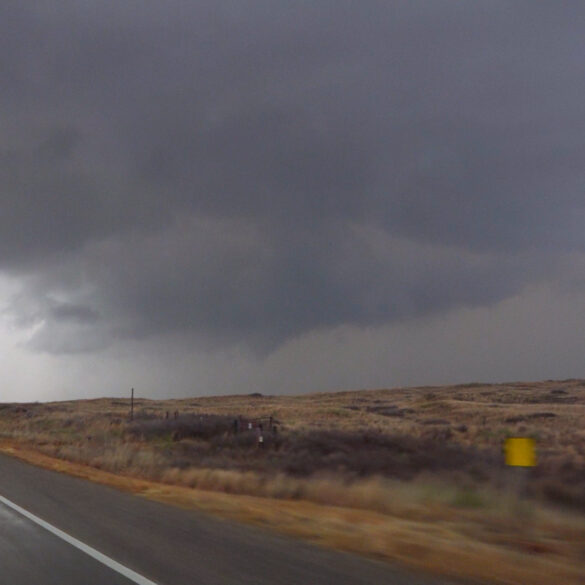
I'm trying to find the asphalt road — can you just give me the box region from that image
[0,497,141,585]
[0,453,462,585]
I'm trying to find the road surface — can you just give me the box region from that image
[0,453,462,584]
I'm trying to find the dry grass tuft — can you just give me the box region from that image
[0,379,584,583]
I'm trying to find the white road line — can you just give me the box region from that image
[0,494,160,585]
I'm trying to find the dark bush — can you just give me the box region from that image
[128,414,234,441]
[505,412,556,423]
[366,405,413,417]
[539,480,585,511]
[273,430,491,479]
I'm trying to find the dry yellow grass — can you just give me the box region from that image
[0,379,584,584]
[3,378,583,447]
[0,439,583,585]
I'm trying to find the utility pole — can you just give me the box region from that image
[130,388,134,421]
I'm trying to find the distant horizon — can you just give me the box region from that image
[4,376,582,405]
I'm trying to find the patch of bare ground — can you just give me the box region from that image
[0,378,584,584]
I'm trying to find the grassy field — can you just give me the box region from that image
[0,379,584,584]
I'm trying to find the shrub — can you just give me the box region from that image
[127,414,234,442]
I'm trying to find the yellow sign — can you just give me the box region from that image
[505,437,536,467]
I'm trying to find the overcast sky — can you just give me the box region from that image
[1,2,585,402]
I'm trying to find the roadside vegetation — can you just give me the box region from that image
[0,379,584,584]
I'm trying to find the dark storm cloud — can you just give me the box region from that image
[1,1,584,353]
